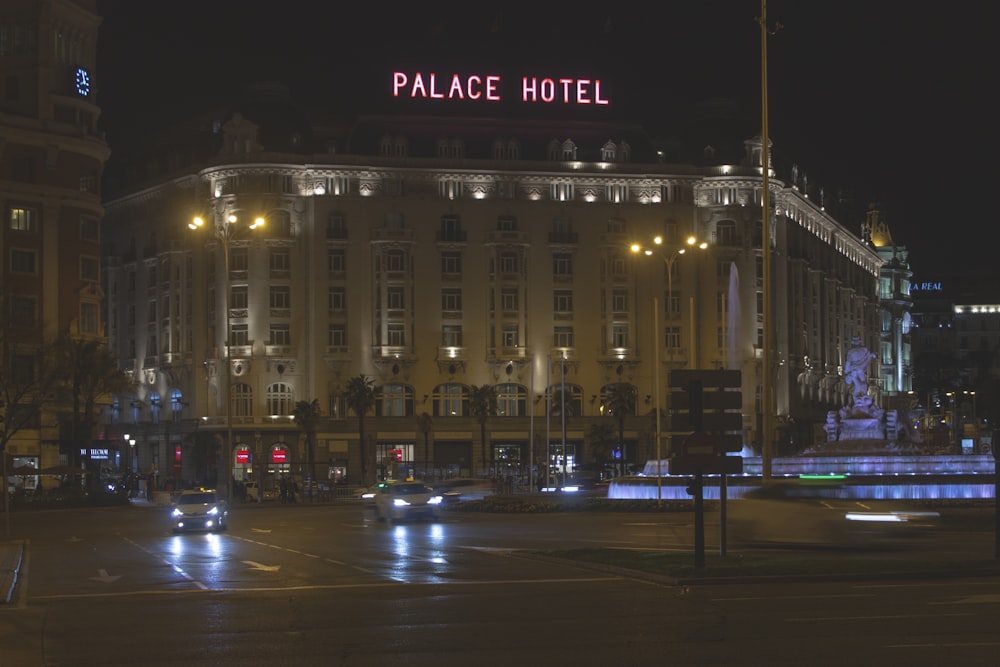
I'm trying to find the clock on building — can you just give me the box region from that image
[73,67,91,97]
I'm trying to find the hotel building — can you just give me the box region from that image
[99,80,884,489]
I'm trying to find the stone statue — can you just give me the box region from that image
[843,336,876,402]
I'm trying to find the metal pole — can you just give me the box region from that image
[760,0,775,481]
[223,226,234,502]
[654,296,662,506]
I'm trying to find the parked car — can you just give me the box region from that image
[171,489,228,533]
[727,480,939,547]
[373,480,444,523]
[244,481,277,502]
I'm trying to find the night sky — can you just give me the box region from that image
[94,1,992,280]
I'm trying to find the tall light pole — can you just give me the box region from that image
[758,0,781,480]
[631,236,707,504]
[189,212,264,500]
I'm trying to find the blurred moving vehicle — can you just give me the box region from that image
[244,481,277,502]
[727,480,940,547]
[171,489,229,533]
[373,481,443,523]
[431,478,495,504]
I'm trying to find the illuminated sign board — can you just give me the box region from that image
[235,448,250,465]
[271,448,287,464]
[392,71,610,106]
[912,282,943,292]
[79,448,110,460]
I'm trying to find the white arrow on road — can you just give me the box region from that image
[242,560,281,572]
[89,569,122,584]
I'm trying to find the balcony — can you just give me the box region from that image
[436,346,467,361]
[486,230,529,244]
[436,230,468,243]
[548,231,578,244]
[371,227,415,242]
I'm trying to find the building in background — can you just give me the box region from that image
[0,0,109,480]
[100,82,883,488]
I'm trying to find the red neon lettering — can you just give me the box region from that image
[576,79,591,104]
[411,73,428,98]
[453,75,469,99]
[392,72,408,97]
[428,73,444,99]
[594,79,609,105]
[522,77,537,102]
[540,78,555,102]
[485,75,500,101]
[560,78,574,103]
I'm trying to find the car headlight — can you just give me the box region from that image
[428,495,443,505]
[171,508,182,518]
[207,506,219,516]
[392,498,411,507]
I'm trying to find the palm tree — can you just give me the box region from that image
[293,398,321,497]
[416,411,433,479]
[344,375,376,484]
[586,422,616,470]
[604,383,637,475]
[468,384,497,476]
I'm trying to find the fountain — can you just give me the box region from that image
[608,335,995,501]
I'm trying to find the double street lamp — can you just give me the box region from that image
[189,213,265,500]
[630,235,708,504]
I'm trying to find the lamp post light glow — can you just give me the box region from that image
[631,236,708,505]
[189,212,265,500]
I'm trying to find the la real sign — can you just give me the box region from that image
[392,71,610,106]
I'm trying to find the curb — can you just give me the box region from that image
[0,540,25,604]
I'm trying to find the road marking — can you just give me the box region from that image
[713,593,874,602]
[885,641,1000,649]
[932,593,1000,605]
[243,560,281,572]
[787,612,974,622]
[121,536,207,590]
[89,569,122,584]
[251,528,272,533]
[31,576,623,601]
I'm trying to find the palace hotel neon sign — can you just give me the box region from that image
[392,71,610,106]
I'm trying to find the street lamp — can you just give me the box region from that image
[189,212,265,500]
[630,235,708,504]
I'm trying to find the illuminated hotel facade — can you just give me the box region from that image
[100,84,883,488]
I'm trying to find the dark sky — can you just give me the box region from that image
[94,1,993,278]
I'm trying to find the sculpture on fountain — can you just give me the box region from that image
[822,336,902,446]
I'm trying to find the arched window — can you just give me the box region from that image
[377,383,413,417]
[599,383,638,417]
[547,383,582,417]
[266,382,294,416]
[148,392,161,425]
[232,382,253,417]
[434,383,468,417]
[496,383,527,416]
[170,389,184,423]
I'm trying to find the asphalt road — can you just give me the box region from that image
[1,502,998,666]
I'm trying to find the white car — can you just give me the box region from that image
[373,481,444,523]
[171,489,228,533]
